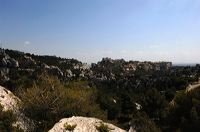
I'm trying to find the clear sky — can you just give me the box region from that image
[0,0,200,64]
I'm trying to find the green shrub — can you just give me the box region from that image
[64,123,76,131]
[165,89,200,132]
[17,74,106,131]
[96,123,113,132]
[131,112,161,132]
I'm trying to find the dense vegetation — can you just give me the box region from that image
[1,48,200,131]
[16,74,105,131]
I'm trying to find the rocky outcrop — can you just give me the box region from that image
[65,69,74,78]
[91,58,172,81]
[0,50,19,68]
[40,62,50,69]
[0,86,34,131]
[49,116,126,132]
[0,49,19,83]
[22,55,36,68]
[47,66,64,77]
[39,63,64,77]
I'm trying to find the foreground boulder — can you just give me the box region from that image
[0,86,34,131]
[49,116,126,132]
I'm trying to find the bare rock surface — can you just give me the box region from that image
[49,116,126,132]
[186,80,200,92]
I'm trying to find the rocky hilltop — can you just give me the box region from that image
[91,57,172,81]
[0,48,172,85]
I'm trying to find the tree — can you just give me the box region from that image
[141,88,167,119]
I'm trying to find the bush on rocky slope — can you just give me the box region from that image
[17,74,106,131]
[165,88,200,132]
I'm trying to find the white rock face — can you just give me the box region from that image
[0,86,34,131]
[49,116,126,132]
[0,86,20,111]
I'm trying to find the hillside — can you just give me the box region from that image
[1,48,200,132]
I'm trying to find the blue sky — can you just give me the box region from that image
[0,0,200,64]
